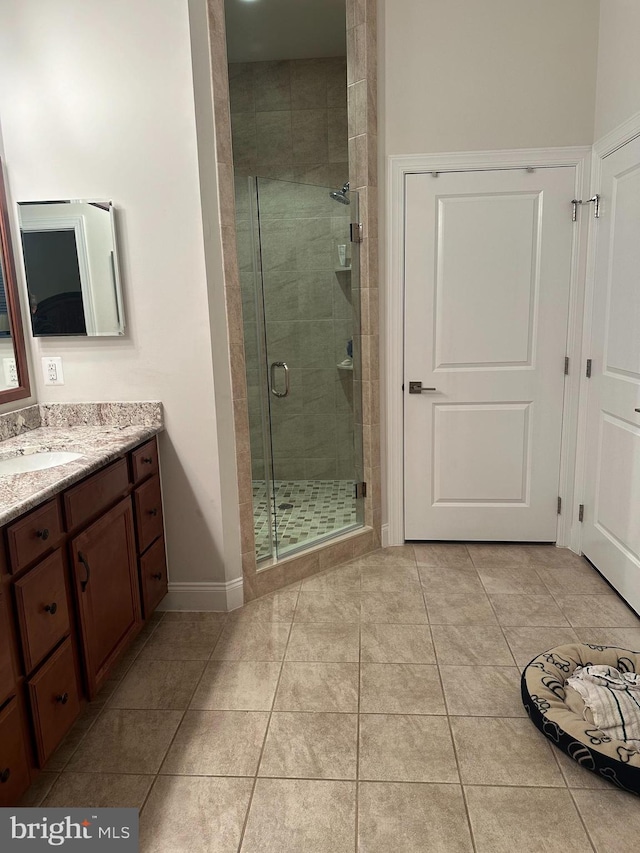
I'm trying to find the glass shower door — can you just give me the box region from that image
[238,174,364,562]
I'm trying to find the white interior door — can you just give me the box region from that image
[404,167,575,540]
[582,136,640,614]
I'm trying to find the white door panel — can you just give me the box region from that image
[404,168,575,540]
[433,403,531,503]
[435,193,539,368]
[583,137,640,614]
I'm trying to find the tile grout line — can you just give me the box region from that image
[419,544,479,853]
[138,613,229,817]
[234,583,301,852]
[565,787,600,853]
[478,571,521,670]
[42,615,166,789]
[33,767,600,788]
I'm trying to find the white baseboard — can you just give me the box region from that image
[381,524,390,548]
[158,577,244,612]
[225,578,245,611]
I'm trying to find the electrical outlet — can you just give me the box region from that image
[2,357,18,387]
[42,356,65,386]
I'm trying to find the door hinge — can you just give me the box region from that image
[564,357,569,376]
[586,358,592,378]
[355,481,367,499]
[350,222,363,243]
[578,504,584,523]
[557,497,562,515]
[572,195,600,221]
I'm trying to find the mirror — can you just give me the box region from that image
[0,160,30,402]
[18,200,125,337]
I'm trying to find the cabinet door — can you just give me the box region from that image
[71,497,142,698]
[14,549,71,673]
[28,637,80,765]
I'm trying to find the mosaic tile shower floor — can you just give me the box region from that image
[253,479,357,559]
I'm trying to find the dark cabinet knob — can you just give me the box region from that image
[148,508,158,517]
[0,768,10,784]
[44,602,58,615]
[151,572,163,581]
[36,528,50,540]
[55,692,69,705]
[141,456,153,464]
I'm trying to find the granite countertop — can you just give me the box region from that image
[0,402,163,526]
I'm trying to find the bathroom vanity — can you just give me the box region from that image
[0,404,165,806]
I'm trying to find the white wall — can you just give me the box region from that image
[383,0,600,156]
[378,0,601,532]
[0,0,239,593]
[594,0,640,141]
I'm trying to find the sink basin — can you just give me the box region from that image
[0,451,83,476]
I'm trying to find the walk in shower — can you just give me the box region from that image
[236,175,364,561]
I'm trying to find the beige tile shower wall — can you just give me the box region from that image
[229,58,349,190]
[236,192,356,484]
[230,58,355,483]
[207,0,257,573]
[348,0,380,536]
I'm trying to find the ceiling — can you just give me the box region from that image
[224,0,347,63]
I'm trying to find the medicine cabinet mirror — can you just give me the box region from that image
[18,200,125,337]
[0,160,31,403]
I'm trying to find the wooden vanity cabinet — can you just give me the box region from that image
[0,434,166,803]
[71,498,141,697]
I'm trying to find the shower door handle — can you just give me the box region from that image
[270,361,290,398]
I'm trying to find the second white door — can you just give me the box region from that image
[582,136,640,614]
[404,167,575,540]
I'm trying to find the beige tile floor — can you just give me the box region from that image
[21,544,640,852]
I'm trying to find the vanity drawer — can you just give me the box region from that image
[131,438,159,484]
[28,637,80,766]
[14,549,70,673]
[63,457,129,531]
[140,536,168,617]
[0,699,31,808]
[0,592,16,707]
[134,475,163,553]
[7,499,63,574]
